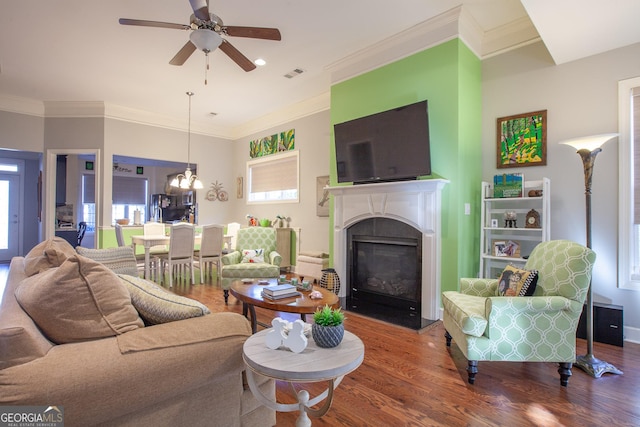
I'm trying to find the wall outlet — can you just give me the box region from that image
[464,203,471,215]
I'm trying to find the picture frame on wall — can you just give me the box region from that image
[237,177,243,199]
[316,175,330,217]
[496,110,547,169]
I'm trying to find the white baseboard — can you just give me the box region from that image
[624,325,640,344]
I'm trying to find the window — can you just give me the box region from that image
[82,174,96,232]
[247,151,299,203]
[618,77,640,290]
[112,176,148,224]
[82,175,148,230]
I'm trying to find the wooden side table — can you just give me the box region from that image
[243,329,364,427]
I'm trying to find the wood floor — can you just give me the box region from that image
[167,274,640,427]
[2,264,639,426]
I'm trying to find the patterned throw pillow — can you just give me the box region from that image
[241,249,265,263]
[76,246,139,277]
[117,274,211,325]
[497,264,538,296]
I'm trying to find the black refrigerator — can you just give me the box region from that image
[150,194,189,223]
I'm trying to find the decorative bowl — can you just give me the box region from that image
[116,219,130,225]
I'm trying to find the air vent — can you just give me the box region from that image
[284,68,305,79]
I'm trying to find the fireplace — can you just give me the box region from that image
[327,179,447,328]
[347,218,423,328]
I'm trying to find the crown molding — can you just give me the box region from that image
[0,94,45,116]
[44,101,106,117]
[481,15,541,59]
[231,92,330,140]
[326,5,540,84]
[326,6,466,85]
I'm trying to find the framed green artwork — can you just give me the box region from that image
[496,110,547,168]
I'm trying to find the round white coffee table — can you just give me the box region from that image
[243,328,364,427]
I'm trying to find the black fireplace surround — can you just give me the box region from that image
[347,217,432,330]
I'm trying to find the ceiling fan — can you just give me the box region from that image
[119,0,281,72]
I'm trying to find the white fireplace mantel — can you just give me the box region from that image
[327,179,448,321]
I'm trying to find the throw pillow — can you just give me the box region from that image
[15,255,144,344]
[76,246,139,277]
[497,264,538,297]
[24,237,77,277]
[241,249,265,263]
[117,274,211,325]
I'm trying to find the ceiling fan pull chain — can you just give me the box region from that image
[204,52,210,85]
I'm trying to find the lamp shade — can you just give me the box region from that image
[559,133,618,152]
[190,29,222,52]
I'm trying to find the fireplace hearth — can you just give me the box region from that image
[347,218,434,330]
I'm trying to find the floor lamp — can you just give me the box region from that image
[560,133,623,378]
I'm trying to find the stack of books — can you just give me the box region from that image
[261,283,300,300]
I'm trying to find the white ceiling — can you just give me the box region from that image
[0,1,638,139]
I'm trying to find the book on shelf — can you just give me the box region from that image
[261,291,300,300]
[493,173,524,198]
[262,283,296,296]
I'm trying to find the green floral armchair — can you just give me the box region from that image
[442,240,596,386]
[220,227,282,303]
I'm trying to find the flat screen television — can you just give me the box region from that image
[333,100,431,184]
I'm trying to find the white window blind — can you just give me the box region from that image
[248,151,299,203]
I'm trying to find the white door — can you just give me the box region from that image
[0,173,20,261]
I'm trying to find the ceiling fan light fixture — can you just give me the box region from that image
[190,29,222,52]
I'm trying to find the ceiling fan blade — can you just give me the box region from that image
[224,26,281,41]
[218,40,256,72]
[188,0,210,22]
[169,41,197,66]
[119,18,190,31]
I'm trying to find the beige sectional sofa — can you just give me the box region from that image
[0,238,275,426]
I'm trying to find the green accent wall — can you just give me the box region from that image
[329,38,482,294]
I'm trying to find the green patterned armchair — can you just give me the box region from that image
[442,240,596,386]
[220,227,282,304]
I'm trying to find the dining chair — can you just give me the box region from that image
[115,223,126,247]
[116,223,146,275]
[226,222,241,251]
[76,222,87,247]
[196,224,224,284]
[143,222,167,282]
[162,223,196,287]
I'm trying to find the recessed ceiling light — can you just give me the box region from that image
[254,58,266,66]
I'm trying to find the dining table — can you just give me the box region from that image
[131,234,201,280]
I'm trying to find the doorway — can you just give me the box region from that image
[0,172,21,262]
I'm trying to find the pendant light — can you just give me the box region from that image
[171,91,204,190]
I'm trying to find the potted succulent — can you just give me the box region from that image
[312,305,345,348]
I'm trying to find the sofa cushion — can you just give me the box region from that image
[241,249,265,263]
[298,251,329,258]
[442,291,488,337]
[220,262,280,278]
[23,237,76,277]
[15,255,144,344]
[76,246,139,276]
[497,264,538,296]
[117,274,211,325]
[0,327,51,370]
